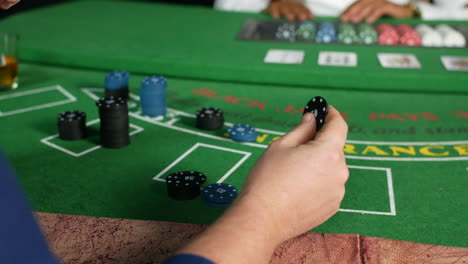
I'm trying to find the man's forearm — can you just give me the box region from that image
[179,195,283,264]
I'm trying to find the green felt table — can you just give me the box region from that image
[0,0,467,250]
[1,0,468,92]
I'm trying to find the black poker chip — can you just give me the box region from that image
[105,87,129,100]
[196,107,224,130]
[276,23,296,42]
[57,111,87,140]
[165,171,207,200]
[304,96,328,131]
[96,96,130,148]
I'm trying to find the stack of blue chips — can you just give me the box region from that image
[104,71,130,99]
[316,22,337,43]
[140,75,167,117]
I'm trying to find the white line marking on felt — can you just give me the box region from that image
[80,87,468,161]
[129,112,268,149]
[40,119,144,157]
[128,92,285,136]
[152,142,251,183]
[0,85,76,117]
[165,118,180,126]
[153,144,199,181]
[339,165,396,216]
[81,88,101,101]
[386,168,396,216]
[0,85,62,99]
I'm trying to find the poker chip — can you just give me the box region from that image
[396,24,421,46]
[202,183,238,207]
[415,24,443,47]
[455,26,468,45]
[337,23,358,45]
[166,171,206,200]
[376,24,399,46]
[228,124,257,143]
[104,71,130,99]
[57,111,87,140]
[275,23,296,42]
[140,75,167,117]
[196,107,224,130]
[316,22,337,43]
[435,25,466,48]
[357,23,378,45]
[96,96,130,148]
[296,21,316,41]
[304,96,328,131]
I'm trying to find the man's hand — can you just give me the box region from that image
[265,0,314,21]
[241,105,349,241]
[341,0,414,23]
[0,0,20,10]
[179,106,349,263]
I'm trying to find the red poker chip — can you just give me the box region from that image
[401,36,422,46]
[384,31,399,37]
[379,32,399,39]
[379,34,399,45]
[400,31,422,46]
[396,24,413,34]
[376,24,396,34]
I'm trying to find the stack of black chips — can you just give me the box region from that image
[105,87,129,100]
[196,107,224,130]
[96,96,130,148]
[304,96,329,131]
[57,111,87,140]
[166,171,206,200]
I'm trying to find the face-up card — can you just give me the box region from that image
[441,56,468,71]
[264,49,305,64]
[378,53,421,69]
[318,52,357,67]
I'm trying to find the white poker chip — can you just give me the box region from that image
[443,32,466,47]
[415,24,443,47]
[434,25,467,47]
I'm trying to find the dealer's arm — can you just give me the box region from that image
[164,106,349,264]
[340,0,414,23]
[0,0,20,9]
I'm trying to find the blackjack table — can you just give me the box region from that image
[0,1,467,263]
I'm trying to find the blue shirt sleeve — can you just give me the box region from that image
[162,254,216,264]
[0,150,60,264]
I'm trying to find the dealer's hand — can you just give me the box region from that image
[179,106,349,264]
[340,0,413,23]
[0,0,21,9]
[265,0,314,21]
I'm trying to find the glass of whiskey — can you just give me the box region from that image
[0,33,18,91]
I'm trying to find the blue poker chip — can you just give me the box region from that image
[228,124,257,143]
[316,32,336,43]
[105,71,130,90]
[202,183,238,207]
[140,75,167,117]
[141,75,167,90]
[319,22,335,29]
